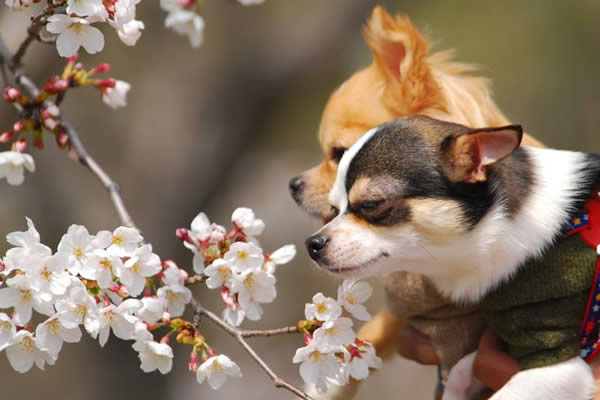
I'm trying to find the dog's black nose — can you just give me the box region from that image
[305,234,329,261]
[289,176,305,200]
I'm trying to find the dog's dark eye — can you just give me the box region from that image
[331,147,347,163]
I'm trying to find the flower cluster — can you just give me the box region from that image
[293,280,382,393]
[42,0,144,57]
[0,217,196,373]
[160,0,265,48]
[0,55,130,186]
[177,207,295,326]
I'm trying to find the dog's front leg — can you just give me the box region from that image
[490,357,595,400]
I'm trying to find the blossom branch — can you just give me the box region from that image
[11,0,65,68]
[190,297,311,400]
[239,325,299,338]
[0,36,137,229]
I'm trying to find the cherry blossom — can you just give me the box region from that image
[231,269,276,308]
[105,226,142,257]
[46,15,105,58]
[135,297,166,324]
[204,259,233,289]
[313,317,355,347]
[164,10,205,48]
[35,315,82,357]
[57,224,108,276]
[162,265,187,286]
[157,285,192,317]
[65,0,104,19]
[119,244,161,296]
[337,279,372,321]
[102,80,131,109]
[5,330,54,373]
[0,274,54,325]
[84,250,123,288]
[0,151,35,186]
[138,341,173,374]
[0,313,16,351]
[305,293,342,322]
[97,301,139,347]
[28,252,72,301]
[264,244,296,273]
[231,207,265,236]
[224,242,264,273]
[55,284,100,336]
[4,0,33,10]
[196,354,242,390]
[293,340,339,394]
[117,20,145,46]
[347,342,382,380]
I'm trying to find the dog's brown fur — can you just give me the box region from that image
[292,6,544,398]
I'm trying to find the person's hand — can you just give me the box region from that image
[473,329,519,391]
[395,324,440,365]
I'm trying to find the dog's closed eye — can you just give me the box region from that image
[354,199,392,223]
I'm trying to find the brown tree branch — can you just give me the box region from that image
[191,297,310,400]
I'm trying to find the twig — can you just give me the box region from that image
[11,0,65,68]
[185,274,208,286]
[191,297,311,400]
[239,325,299,338]
[0,35,137,229]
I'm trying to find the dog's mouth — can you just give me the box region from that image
[321,251,389,275]
[322,216,334,225]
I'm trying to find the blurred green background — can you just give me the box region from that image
[0,0,599,399]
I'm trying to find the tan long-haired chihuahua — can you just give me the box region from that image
[289,6,543,399]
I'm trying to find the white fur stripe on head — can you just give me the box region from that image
[329,127,380,213]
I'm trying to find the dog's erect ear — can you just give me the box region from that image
[363,7,444,114]
[441,126,523,183]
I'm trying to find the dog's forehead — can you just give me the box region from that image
[329,127,380,212]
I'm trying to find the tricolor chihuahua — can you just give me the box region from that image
[306,115,600,400]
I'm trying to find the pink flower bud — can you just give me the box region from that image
[96,78,116,89]
[92,63,111,74]
[303,333,313,347]
[0,131,14,143]
[0,259,5,272]
[108,284,129,298]
[56,130,69,149]
[188,352,199,371]
[162,259,178,270]
[51,79,69,93]
[207,346,217,358]
[178,0,194,7]
[14,138,27,152]
[43,118,58,130]
[3,87,22,102]
[13,121,25,132]
[67,52,79,63]
[46,104,60,117]
[160,335,170,344]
